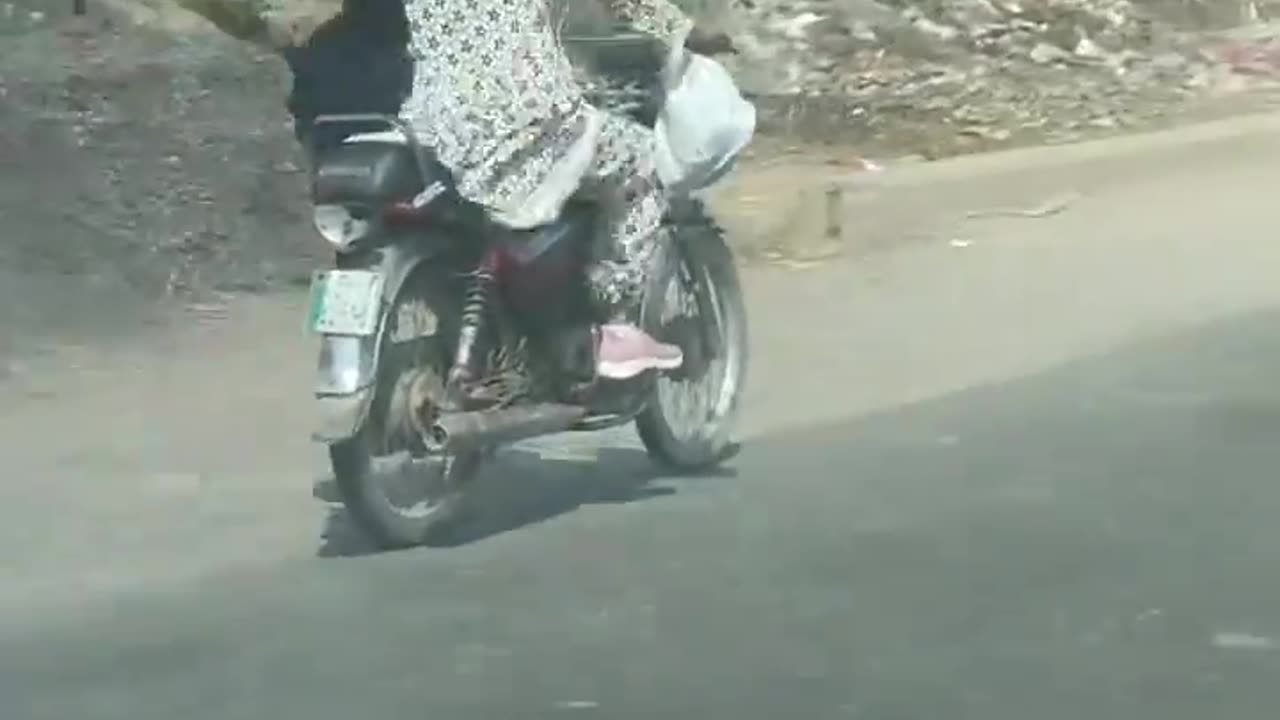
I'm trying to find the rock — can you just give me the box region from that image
[1030,41,1073,64]
[1075,33,1109,60]
[1153,50,1191,71]
[907,12,962,43]
[960,125,1013,141]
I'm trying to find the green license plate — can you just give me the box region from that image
[306,270,385,336]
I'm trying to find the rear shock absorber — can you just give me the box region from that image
[445,248,501,406]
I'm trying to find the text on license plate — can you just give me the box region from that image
[306,270,385,336]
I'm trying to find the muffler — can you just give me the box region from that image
[430,403,587,452]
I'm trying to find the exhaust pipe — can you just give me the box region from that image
[431,403,587,452]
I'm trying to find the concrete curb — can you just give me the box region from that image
[871,110,1280,189]
[715,109,1280,264]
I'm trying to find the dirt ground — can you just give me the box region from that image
[1,4,321,359]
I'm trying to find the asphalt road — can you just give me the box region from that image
[4,121,1280,719]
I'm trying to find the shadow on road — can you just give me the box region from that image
[315,445,736,556]
[668,308,1280,717]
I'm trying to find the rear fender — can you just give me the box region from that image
[312,232,455,443]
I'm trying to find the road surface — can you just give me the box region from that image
[3,119,1280,719]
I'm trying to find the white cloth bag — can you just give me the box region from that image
[653,46,756,196]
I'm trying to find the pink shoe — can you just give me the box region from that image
[596,323,684,380]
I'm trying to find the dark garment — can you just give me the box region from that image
[283,0,414,154]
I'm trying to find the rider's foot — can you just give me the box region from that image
[596,323,683,380]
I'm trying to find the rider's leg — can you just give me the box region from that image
[582,113,684,380]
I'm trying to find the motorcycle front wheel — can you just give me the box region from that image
[636,203,749,471]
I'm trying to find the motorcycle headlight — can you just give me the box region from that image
[313,204,373,250]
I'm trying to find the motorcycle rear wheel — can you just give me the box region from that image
[329,267,478,549]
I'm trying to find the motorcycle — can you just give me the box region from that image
[303,71,749,549]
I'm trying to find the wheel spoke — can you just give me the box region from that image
[655,262,733,443]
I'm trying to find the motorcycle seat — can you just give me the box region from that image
[312,141,440,208]
[311,135,597,249]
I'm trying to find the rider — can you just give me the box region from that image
[285,0,412,154]
[399,0,734,380]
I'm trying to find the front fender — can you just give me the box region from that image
[312,234,452,443]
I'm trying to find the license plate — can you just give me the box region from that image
[306,270,385,336]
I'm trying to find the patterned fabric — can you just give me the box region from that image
[583,113,670,312]
[399,0,693,314]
